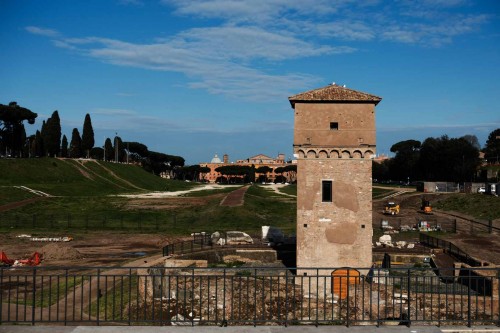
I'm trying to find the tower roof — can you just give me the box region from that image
[289,84,382,108]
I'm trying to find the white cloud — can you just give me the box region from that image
[25,26,60,37]
[92,108,138,116]
[26,0,491,100]
[118,0,144,6]
[163,0,344,23]
[51,26,336,101]
[379,122,500,132]
[163,0,489,47]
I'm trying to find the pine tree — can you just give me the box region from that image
[61,135,68,158]
[69,128,82,158]
[81,113,94,158]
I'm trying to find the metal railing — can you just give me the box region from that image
[1,266,499,327]
[419,233,483,267]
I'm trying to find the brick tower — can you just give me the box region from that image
[289,84,381,271]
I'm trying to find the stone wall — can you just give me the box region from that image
[296,158,373,270]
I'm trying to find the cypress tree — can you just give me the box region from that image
[34,130,43,157]
[61,135,68,158]
[81,113,94,158]
[104,138,113,161]
[113,136,125,162]
[69,128,82,158]
[40,120,46,156]
[44,111,61,157]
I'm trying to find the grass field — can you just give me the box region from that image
[0,158,195,199]
[1,158,498,237]
[434,193,500,221]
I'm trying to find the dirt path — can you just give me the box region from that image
[267,183,296,197]
[119,184,240,199]
[0,197,46,213]
[220,186,249,207]
[83,160,144,191]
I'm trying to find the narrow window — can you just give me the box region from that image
[322,180,333,202]
[330,122,338,130]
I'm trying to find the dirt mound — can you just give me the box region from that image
[40,243,83,260]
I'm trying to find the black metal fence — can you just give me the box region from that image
[0,213,179,232]
[1,266,499,327]
[420,233,483,267]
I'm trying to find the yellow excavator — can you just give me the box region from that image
[421,197,433,215]
[383,201,400,215]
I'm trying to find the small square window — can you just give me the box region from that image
[322,180,332,202]
[330,122,338,130]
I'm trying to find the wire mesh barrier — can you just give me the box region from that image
[1,266,498,326]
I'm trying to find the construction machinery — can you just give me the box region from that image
[383,201,400,215]
[0,251,42,267]
[421,197,433,215]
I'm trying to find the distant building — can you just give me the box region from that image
[199,153,295,183]
[373,154,390,164]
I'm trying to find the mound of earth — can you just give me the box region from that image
[40,243,83,260]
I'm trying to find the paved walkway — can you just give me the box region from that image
[1,324,499,333]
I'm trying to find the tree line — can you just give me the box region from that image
[0,101,185,175]
[373,129,500,183]
[175,164,297,183]
[3,101,498,183]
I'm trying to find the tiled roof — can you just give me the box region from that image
[289,84,382,107]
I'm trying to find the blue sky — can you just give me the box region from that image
[1,0,499,165]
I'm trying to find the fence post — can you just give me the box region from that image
[467,269,471,327]
[497,271,500,327]
[32,267,36,325]
[407,269,411,327]
[97,268,100,326]
[346,269,350,327]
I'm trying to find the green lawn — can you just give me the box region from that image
[434,193,500,221]
[372,187,397,199]
[2,158,498,238]
[0,158,196,197]
[0,184,297,235]
[0,186,37,205]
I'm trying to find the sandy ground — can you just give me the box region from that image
[0,233,182,267]
[118,184,240,198]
